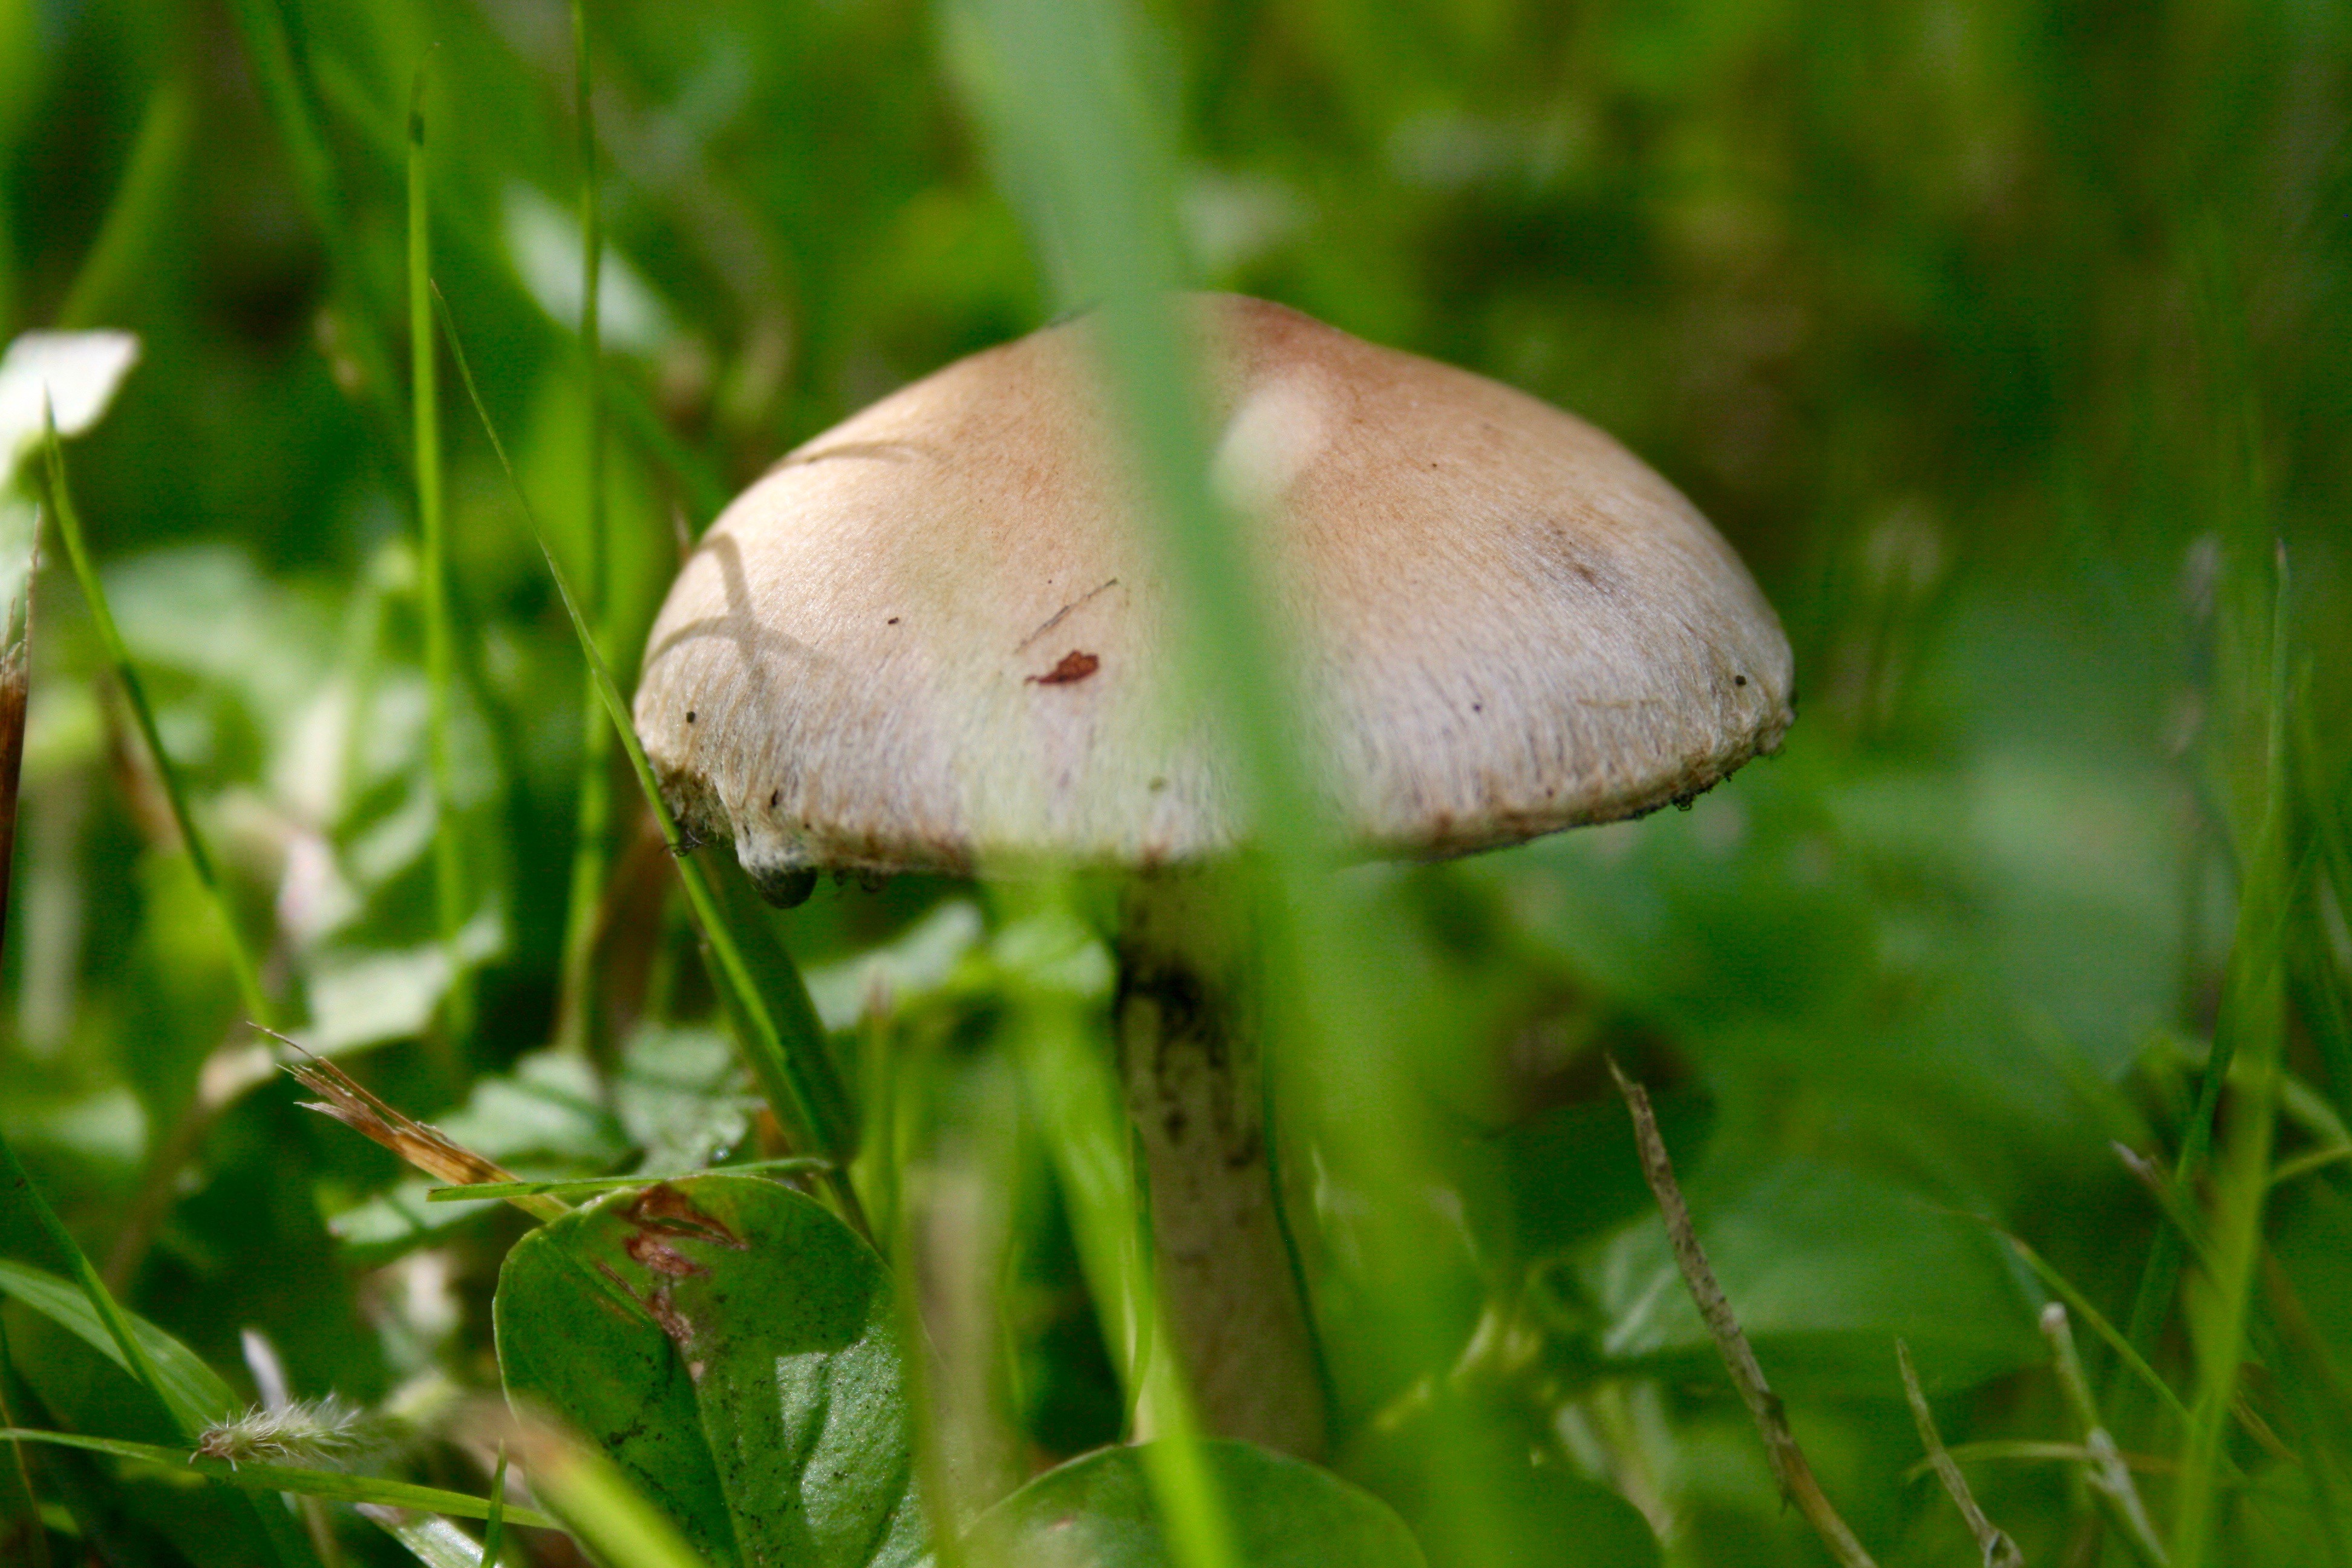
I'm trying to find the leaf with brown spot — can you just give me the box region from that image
[496,1175,926,1568]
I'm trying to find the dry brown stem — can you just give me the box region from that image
[1606,1056,1877,1568]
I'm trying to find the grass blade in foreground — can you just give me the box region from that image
[997,895,1238,1568]
[433,289,861,1215]
[950,12,1511,1557]
[2173,544,2297,1568]
[0,1429,558,1530]
[556,0,616,1061]
[498,1415,714,1568]
[35,419,273,1025]
[409,64,471,1045]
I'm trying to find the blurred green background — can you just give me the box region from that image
[0,0,2347,1564]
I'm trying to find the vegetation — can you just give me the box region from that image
[0,1,2346,1564]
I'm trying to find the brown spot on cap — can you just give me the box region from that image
[1028,649,1100,686]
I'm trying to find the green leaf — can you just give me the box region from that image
[953,1442,1428,1568]
[494,1175,925,1568]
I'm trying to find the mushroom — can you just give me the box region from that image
[633,294,1792,1460]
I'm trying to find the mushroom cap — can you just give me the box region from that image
[635,295,1791,893]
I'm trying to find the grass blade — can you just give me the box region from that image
[555,0,616,1062]
[409,63,471,1045]
[482,1445,509,1568]
[34,418,273,1025]
[1000,892,1240,1568]
[2173,543,2297,1568]
[221,0,405,463]
[424,1158,830,1204]
[1896,1339,2021,1568]
[56,77,193,332]
[2045,1305,2170,1566]
[431,286,862,1217]
[0,1322,49,1568]
[498,1415,711,1568]
[278,1044,569,1224]
[0,1143,224,1440]
[0,1429,557,1529]
[1998,1230,2195,1432]
[1610,1059,1877,1567]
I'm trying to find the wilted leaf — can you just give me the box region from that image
[953,1440,1428,1568]
[495,1174,924,1568]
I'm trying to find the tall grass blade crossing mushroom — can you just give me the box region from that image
[632,294,1794,1459]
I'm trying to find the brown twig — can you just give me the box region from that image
[1897,1338,2024,1567]
[0,561,30,952]
[1606,1057,1878,1568]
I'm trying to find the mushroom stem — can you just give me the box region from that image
[1116,871,1327,1460]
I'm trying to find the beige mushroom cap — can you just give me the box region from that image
[635,295,1791,895]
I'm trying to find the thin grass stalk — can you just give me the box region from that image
[422,1158,829,1205]
[884,1115,968,1568]
[0,1322,50,1568]
[433,288,862,1216]
[1999,1229,2196,1432]
[2123,219,2282,1373]
[483,1445,509,1568]
[1895,1339,2022,1568]
[221,0,406,465]
[2045,1305,2169,1566]
[556,0,615,1059]
[211,24,727,520]
[2172,545,2296,1568]
[36,420,273,1027]
[0,1428,557,1528]
[409,65,471,1045]
[56,78,192,332]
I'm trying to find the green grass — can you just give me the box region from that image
[0,1,2347,1565]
